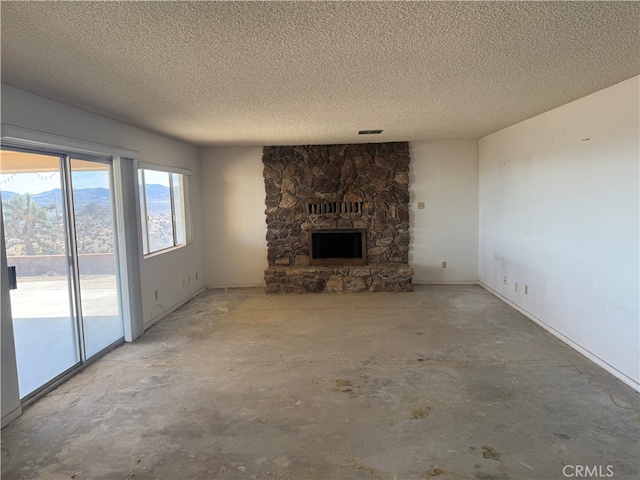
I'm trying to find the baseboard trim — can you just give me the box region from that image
[479,282,640,392]
[145,284,264,329]
[144,286,209,330]
[207,283,264,289]
[1,405,22,429]
[414,280,479,285]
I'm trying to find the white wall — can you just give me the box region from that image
[410,141,479,283]
[201,147,268,287]
[1,86,206,371]
[201,142,480,287]
[479,76,640,389]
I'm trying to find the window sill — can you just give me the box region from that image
[143,243,187,259]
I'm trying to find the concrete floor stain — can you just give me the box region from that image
[481,445,501,460]
[410,405,432,419]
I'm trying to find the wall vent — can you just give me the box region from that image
[308,201,363,215]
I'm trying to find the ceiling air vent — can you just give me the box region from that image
[358,130,383,135]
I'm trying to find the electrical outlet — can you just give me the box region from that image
[154,290,158,301]
[515,283,518,292]
[441,261,447,269]
[525,285,528,295]
[503,276,507,285]
[417,201,425,209]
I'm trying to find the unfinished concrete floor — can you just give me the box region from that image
[1,285,639,480]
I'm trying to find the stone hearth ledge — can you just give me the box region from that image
[264,263,413,293]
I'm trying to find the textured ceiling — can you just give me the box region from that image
[1,1,639,147]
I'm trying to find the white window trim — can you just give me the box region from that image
[142,243,187,259]
[139,167,191,257]
[1,124,138,159]
[139,161,191,176]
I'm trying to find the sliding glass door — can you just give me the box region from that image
[1,150,124,399]
[1,151,79,397]
[70,159,123,358]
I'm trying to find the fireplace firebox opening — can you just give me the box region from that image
[309,229,366,266]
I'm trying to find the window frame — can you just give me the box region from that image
[138,164,191,257]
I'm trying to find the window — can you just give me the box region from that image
[138,166,189,255]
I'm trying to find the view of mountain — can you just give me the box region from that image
[1,191,19,201]
[1,185,171,213]
[2,185,173,256]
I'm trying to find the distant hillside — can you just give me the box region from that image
[2,185,174,256]
[140,184,173,213]
[2,184,171,213]
[1,191,19,202]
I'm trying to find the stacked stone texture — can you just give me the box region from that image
[263,142,413,293]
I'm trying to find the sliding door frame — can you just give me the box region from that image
[62,154,87,362]
[1,124,144,407]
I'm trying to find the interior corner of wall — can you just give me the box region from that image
[1,404,22,428]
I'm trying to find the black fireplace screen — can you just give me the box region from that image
[309,229,366,266]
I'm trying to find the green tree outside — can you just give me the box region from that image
[2,193,63,255]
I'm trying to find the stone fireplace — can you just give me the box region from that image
[263,142,413,293]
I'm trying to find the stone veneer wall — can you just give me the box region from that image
[263,142,413,293]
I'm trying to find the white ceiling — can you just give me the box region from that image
[1,1,638,147]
